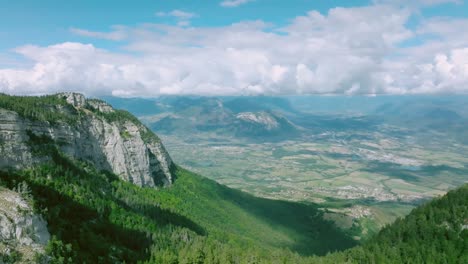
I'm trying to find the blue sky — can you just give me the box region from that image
[1,0,374,49]
[0,0,468,96]
[1,0,466,49]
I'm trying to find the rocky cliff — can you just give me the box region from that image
[0,92,174,187]
[0,186,50,262]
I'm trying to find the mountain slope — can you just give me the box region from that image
[0,93,174,187]
[0,93,465,263]
[0,93,355,263]
[0,145,356,263]
[316,183,468,263]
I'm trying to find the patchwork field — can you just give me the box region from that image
[159,128,468,238]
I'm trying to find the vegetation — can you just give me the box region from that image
[313,184,468,263]
[0,93,466,263]
[0,135,354,263]
[0,93,80,124]
[1,134,465,263]
[0,93,160,144]
[2,156,465,264]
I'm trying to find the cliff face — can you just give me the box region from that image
[0,93,174,187]
[0,186,50,262]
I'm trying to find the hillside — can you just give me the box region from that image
[0,93,355,263]
[316,183,468,263]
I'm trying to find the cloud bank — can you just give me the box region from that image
[1,3,468,97]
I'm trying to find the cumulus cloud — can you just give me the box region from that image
[220,0,254,8]
[1,3,468,96]
[385,48,468,94]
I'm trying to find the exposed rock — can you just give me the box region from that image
[236,111,280,130]
[58,92,86,108]
[86,99,114,113]
[0,93,174,187]
[0,187,49,262]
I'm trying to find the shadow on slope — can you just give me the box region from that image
[0,160,204,263]
[155,168,357,256]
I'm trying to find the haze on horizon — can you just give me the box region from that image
[1,0,468,97]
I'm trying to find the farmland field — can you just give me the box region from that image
[159,127,468,238]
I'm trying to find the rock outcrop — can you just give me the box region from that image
[0,93,174,187]
[0,186,50,262]
[236,111,281,130]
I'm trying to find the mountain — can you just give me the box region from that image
[222,96,297,114]
[135,96,302,141]
[100,96,165,116]
[103,96,297,117]
[0,93,465,263]
[234,111,300,138]
[373,98,468,143]
[374,100,464,126]
[0,93,174,187]
[0,93,354,263]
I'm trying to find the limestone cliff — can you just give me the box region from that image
[0,92,174,187]
[0,186,50,262]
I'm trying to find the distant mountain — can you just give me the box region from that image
[223,96,297,114]
[101,95,468,144]
[101,96,165,116]
[233,111,300,138]
[373,99,468,142]
[128,96,303,141]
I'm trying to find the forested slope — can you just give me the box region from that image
[315,183,468,263]
[0,138,355,263]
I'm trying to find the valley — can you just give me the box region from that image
[159,128,468,237]
[0,93,466,263]
[2,1,468,262]
[104,95,468,238]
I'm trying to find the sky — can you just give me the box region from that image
[0,0,468,97]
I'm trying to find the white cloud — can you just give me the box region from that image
[155,9,197,26]
[1,3,468,97]
[70,27,127,41]
[156,10,197,20]
[374,0,461,8]
[386,48,468,94]
[220,0,254,8]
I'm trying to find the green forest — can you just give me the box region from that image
[0,133,355,263]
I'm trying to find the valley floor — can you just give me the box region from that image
[159,129,468,238]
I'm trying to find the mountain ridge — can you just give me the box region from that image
[0,93,356,262]
[0,92,174,187]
